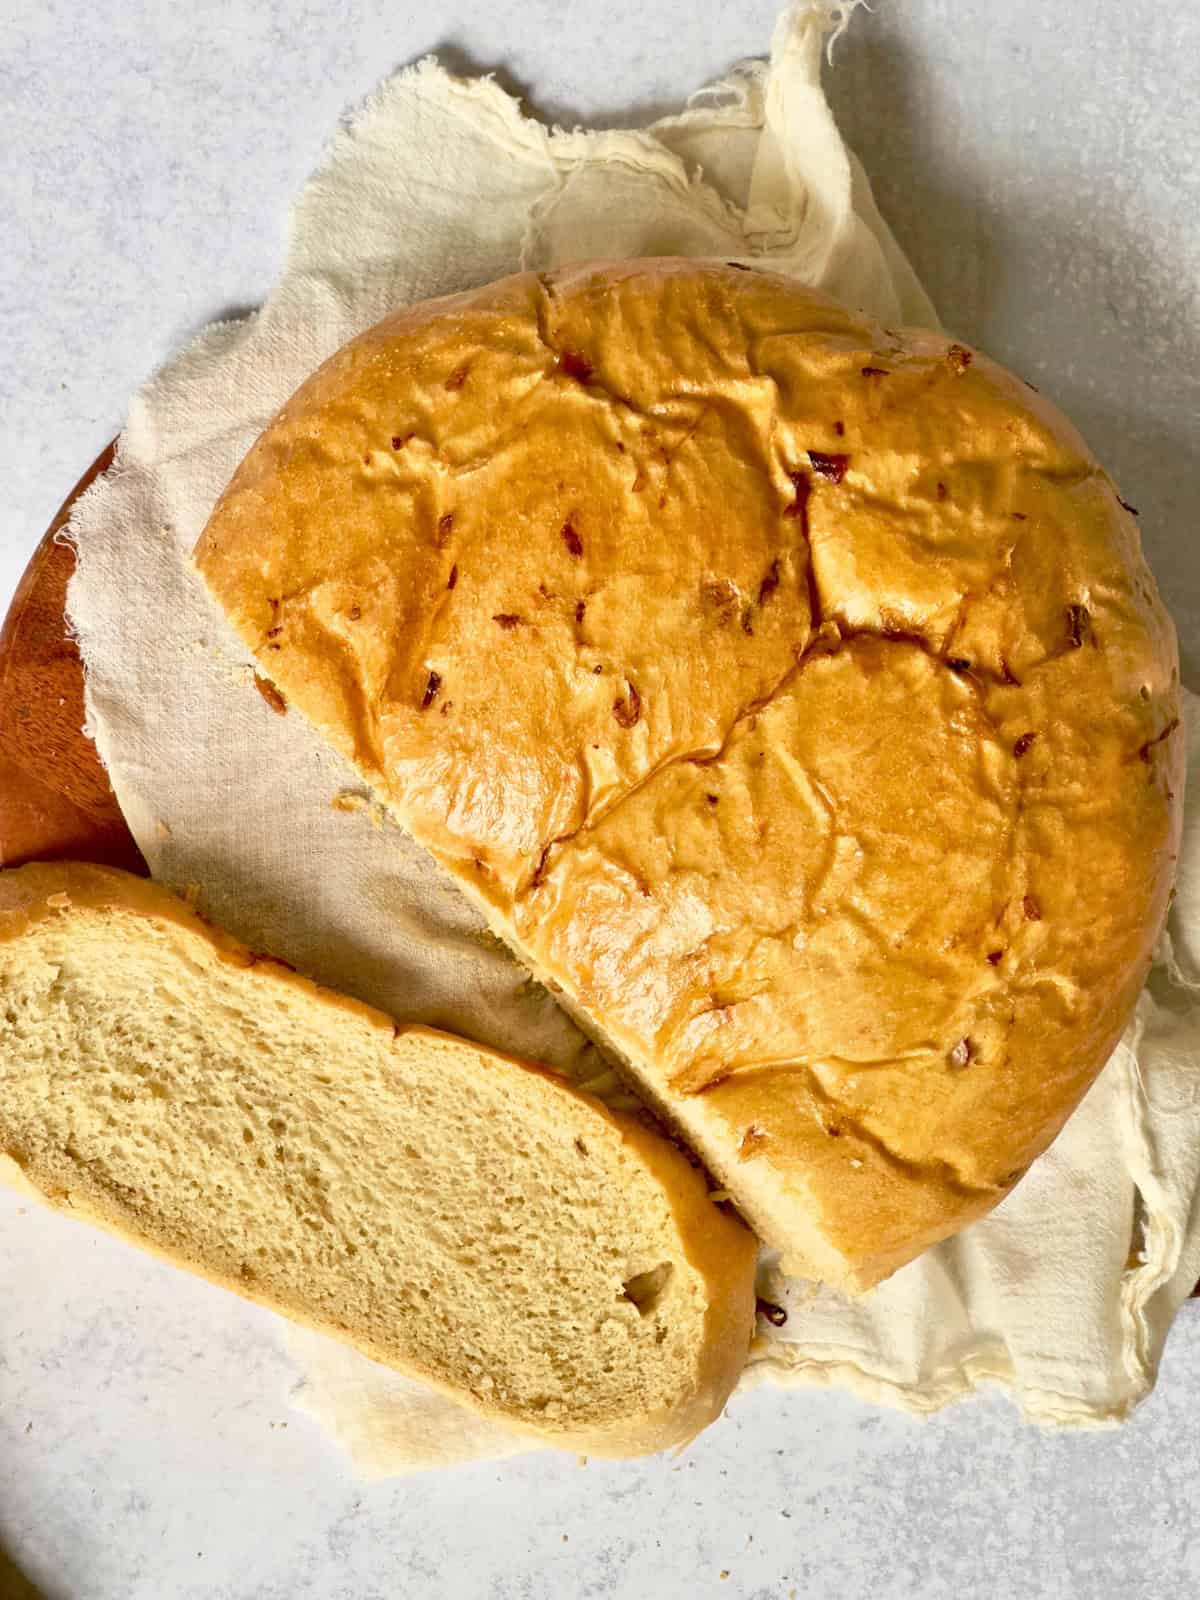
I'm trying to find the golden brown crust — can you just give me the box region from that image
[0,861,757,1455]
[195,259,1182,1288]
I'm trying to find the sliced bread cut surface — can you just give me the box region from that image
[0,862,756,1457]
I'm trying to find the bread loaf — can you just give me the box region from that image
[195,259,1183,1290]
[0,861,756,1455]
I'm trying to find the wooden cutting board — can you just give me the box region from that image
[0,444,145,874]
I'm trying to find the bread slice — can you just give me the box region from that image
[0,861,756,1457]
[194,259,1182,1291]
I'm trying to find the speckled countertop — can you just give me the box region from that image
[3,3,1200,1596]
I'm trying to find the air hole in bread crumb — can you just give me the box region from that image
[620,1262,673,1317]
[574,1137,589,1157]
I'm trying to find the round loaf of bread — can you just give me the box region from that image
[196,259,1183,1291]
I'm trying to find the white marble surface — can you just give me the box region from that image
[2,2,1200,1595]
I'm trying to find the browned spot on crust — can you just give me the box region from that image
[757,560,781,606]
[808,451,849,484]
[530,842,552,889]
[702,578,739,625]
[254,675,287,715]
[947,343,973,374]
[558,349,594,383]
[739,1125,768,1159]
[420,670,442,710]
[613,680,642,728]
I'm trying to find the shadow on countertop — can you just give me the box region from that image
[826,16,1200,687]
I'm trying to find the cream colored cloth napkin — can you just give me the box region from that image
[62,2,1200,1472]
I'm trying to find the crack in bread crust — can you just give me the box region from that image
[194,260,1182,1289]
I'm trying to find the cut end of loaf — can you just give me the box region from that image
[0,862,757,1456]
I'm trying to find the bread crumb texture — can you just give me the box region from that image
[0,863,755,1455]
[196,260,1183,1289]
